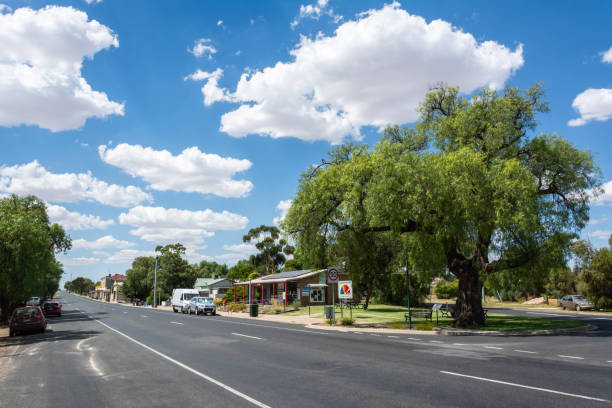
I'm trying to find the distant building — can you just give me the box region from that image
[110,274,127,303]
[194,278,233,299]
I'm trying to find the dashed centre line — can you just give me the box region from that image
[387,335,399,338]
[484,346,503,350]
[514,350,537,354]
[430,340,443,343]
[170,321,184,325]
[558,355,584,360]
[232,333,264,340]
[406,337,421,341]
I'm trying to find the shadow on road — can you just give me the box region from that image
[0,329,102,351]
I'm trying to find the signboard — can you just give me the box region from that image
[327,267,339,282]
[338,280,353,299]
[301,288,310,296]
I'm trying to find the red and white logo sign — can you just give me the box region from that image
[327,267,338,282]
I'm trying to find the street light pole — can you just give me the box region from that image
[406,259,411,329]
[153,256,159,308]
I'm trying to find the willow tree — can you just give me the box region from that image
[284,84,600,327]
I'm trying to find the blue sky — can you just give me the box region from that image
[0,0,611,285]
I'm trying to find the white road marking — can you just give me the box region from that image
[430,340,443,343]
[140,315,148,318]
[123,312,128,314]
[452,343,466,346]
[170,321,184,325]
[387,335,399,338]
[86,313,271,408]
[558,355,584,360]
[526,312,569,317]
[607,361,612,363]
[231,333,264,340]
[514,350,537,354]
[484,346,503,350]
[406,337,421,341]
[440,371,609,402]
[370,334,381,337]
[354,332,363,334]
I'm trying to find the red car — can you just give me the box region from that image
[9,306,47,337]
[42,301,62,316]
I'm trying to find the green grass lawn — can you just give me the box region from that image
[282,304,587,331]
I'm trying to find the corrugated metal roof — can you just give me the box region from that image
[235,269,326,285]
[194,278,230,287]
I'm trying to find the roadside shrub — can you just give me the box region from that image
[228,303,247,312]
[415,321,436,330]
[596,297,612,311]
[340,317,355,326]
[291,300,301,310]
[388,322,406,329]
[435,280,459,299]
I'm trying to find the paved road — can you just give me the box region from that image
[1,292,611,408]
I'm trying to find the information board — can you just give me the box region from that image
[338,280,353,299]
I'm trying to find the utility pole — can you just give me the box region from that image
[406,259,411,329]
[153,256,159,308]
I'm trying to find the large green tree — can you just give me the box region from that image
[155,243,192,292]
[285,84,600,327]
[0,195,71,322]
[122,256,156,301]
[243,225,295,275]
[578,235,612,310]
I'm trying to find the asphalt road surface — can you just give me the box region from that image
[1,292,611,408]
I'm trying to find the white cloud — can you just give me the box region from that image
[84,0,102,4]
[568,88,612,127]
[206,3,523,144]
[104,249,155,264]
[0,6,124,132]
[185,68,234,106]
[188,38,216,58]
[0,4,12,13]
[602,46,612,63]
[0,161,152,207]
[72,235,135,250]
[273,199,293,226]
[119,205,248,245]
[60,256,100,266]
[47,204,114,230]
[589,217,609,225]
[217,20,223,27]
[216,243,258,264]
[591,180,612,206]
[98,143,253,198]
[291,0,341,28]
[587,230,612,240]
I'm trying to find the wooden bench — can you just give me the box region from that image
[405,308,432,323]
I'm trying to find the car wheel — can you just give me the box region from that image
[562,305,566,310]
[212,311,216,316]
[173,307,178,313]
[576,305,581,311]
[9,329,14,337]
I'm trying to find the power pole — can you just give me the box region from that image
[153,256,159,308]
[406,259,412,329]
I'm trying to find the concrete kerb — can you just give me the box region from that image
[438,323,598,337]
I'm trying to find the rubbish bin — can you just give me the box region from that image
[324,306,333,319]
[249,304,259,317]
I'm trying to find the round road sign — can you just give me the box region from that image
[327,267,338,281]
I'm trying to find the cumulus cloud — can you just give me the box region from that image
[202,3,523,144]
[602,46,612,63]
[72,235,135,250]
[291,0,342,28]
[589,217,609,225]
[587,230,612,240]
[273,199,293,226]
[98,143,253,198]
[188,38,216,58]
[591,180,612,206]
[568,88,612,127]
[184,68,234,106]
[0,6,124,132]
[0,161,152,207]
[104,249,155,264]
[119,205,248,245]
[84,0,102,4]
[47,204,114,230]
[60,256,100,266]
[215,243,258,264]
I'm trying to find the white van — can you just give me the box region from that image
[171,289,200,313]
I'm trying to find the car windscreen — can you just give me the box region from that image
[198,298,212,303]
[573,296,586,301]
[184,293,197,300]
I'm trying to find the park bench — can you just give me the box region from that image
[432,303,488,320]
[404,308,432,323]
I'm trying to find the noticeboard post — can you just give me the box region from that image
[327,268,338,324]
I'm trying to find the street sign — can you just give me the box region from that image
[327,267,338,282]
[338,280,353,299]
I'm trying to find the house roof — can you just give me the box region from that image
[111,274,126,281]
[236,269,327,285]
[194,278,231,288]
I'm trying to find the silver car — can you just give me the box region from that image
[187,297,216,316]
[559,295,594,311]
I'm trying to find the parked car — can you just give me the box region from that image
[42,301,62,316]
[26,297,41,306]
[171,288,200,313]
[187,297,216,316]
[9,306,47,336]
[559,295,595,311]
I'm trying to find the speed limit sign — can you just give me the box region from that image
[327,267,338,282]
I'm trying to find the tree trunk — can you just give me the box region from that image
[452,266,486,328]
